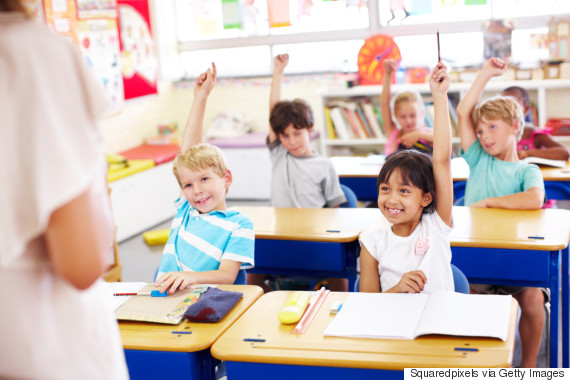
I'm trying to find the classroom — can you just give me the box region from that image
[3,0,570,378]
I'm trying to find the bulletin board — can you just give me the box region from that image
[117,0,158,100]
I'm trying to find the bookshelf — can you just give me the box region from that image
[318,79,570,156]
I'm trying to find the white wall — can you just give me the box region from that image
[100,74,341,154]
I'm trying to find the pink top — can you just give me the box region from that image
[517,128,552,151]
[385,127,433,156]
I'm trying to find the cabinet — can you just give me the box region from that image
[318,79,570,156]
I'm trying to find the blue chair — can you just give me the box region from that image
[340,184,358,208]
[451,263,469,294]
[153,267,247,285]
[353,264,469,293]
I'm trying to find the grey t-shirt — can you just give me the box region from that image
[268,138,346,208]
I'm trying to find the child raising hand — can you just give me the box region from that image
[381,59,434,157]
[359,63,454,294]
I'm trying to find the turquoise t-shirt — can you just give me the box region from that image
[461,141,545,206]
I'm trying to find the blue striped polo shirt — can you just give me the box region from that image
[157,198,255,277]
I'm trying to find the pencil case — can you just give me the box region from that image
[278,291,311,324]
[183,287,243,322]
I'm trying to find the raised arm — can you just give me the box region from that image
[456,57,507,152]
[380,59,398,138]
[268,53,289,143]
[429,63,453,227]
[180,62,217,153]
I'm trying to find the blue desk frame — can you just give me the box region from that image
[247,239,360,292]
[124,349,215,380]
[225,362,400,380]
[341,176,570,203]
[451,245,570,368]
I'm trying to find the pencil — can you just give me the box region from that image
[437,30,441,63]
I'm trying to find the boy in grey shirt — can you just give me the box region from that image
[247,53,347,292]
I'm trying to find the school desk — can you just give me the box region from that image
[118,284,263,380]
[210,291,519,379]
[231,206,385,289]
[331,156,570,202]
[448,206,570,368]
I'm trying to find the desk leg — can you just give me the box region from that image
[550,251,561,368]
[563,247,569,368]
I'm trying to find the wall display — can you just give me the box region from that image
[117,0,158,99]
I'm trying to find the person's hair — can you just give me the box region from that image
[172,143,228,188]
[391,91,425,119]
[502,86,530,109]
[270,99,314,135]
[471,95,525,141]
[377,150,436,215]
[0,0,28,13]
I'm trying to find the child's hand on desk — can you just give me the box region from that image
[469,198,490,208]
[389,270,427,293]
[155,271,194,294]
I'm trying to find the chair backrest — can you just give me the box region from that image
[451,263,469,294]
[340,184,358,208]
[354,264,469,293]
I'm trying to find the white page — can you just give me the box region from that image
[522,156,566,168]
[416,292,512,341]
[324,293,429,339]
[103,282,147,312]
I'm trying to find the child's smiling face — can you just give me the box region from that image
[475,118,518,159]
[377,168,432,236]
[178,166,231,213]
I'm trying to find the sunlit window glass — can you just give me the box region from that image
[180,46,272,77]
[379,0,491,26]
[273,40,364,73]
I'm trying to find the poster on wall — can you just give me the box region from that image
[77,18,125,109]
[117,0,158,100]
[76,0,117,19]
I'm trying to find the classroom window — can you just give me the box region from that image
[164,0,570,78]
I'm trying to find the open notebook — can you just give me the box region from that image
[324,292,512,341]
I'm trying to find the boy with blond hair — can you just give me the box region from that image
[457,57,546,368]
[156,63,254,294]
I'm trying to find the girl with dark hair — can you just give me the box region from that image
[359,63,454,294]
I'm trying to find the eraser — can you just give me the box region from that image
[151,290,167,297]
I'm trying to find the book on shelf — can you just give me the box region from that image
[362,103,385,138]
[355,103,374,138]
[342,105,366,139]
[522,156,567,168]
[328,106,351,140]
[373,105,386,136]
[323,107,337,139]
[424,102,435,129]
[448,98,459,137]
[323,291,512,341]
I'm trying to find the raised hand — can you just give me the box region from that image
[383,59,398,75]
[194,62,217,97]
[274,53,289,74]
[428,62,450,95]
[481,57,507,78]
